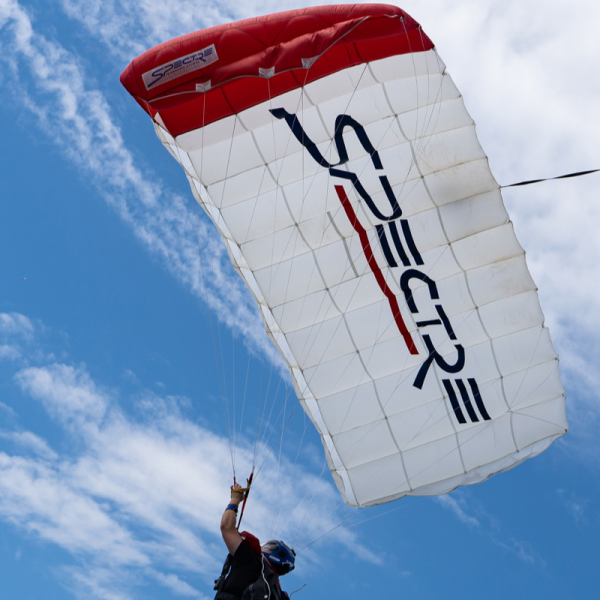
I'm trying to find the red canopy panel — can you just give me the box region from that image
[120,4,434,137]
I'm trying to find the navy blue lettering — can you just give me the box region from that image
[400,269,439,314]
[415,318,442,328]
[148,68,164,87]
[389,221,410,266]
[442,380,467,424]
[468,379,491,420]
[270,108,402,220]
[413,335,465,389]
[456,379,479,422]
[377,225,398,267]
[400,220,424,265]
[435,304,456,340]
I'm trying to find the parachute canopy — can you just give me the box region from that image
[121,4,567,507]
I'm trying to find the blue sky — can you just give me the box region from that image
[1,1,599,599]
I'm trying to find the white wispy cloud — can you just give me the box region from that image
[0,312,47,365]
[0,317,370,599]
[0,430,58,459]
[0,0,279,368]
[0,344,22,361]
[15,363,109,426]
[557,488,588,526]
[0,453,149,566]
[0,312,35,339]
[150,570,207,598]
[0,401,18,420]
[64,565,137,600]
[436,494,479,529]
[437,491,546,566]
[492,537,543,567]
[122,369,140,384]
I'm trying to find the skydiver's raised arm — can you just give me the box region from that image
[220,483,243,556]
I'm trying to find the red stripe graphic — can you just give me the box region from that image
[335,185,418,356]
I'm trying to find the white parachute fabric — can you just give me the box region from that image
[141,16,566,507]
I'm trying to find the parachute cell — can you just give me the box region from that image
[121,4,567,507]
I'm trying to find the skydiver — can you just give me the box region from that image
[214,482,295,600]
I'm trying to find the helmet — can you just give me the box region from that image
[261,540,296,575]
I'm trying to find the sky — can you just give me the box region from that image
[1,1,599,599]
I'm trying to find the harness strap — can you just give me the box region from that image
[214,555,232,593]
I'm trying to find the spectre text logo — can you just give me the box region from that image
[142,44,218,90]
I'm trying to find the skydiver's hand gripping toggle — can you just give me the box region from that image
[230,480,251,494]
[233,473,253,529]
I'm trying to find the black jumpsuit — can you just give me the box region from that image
[217,540,262,599]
